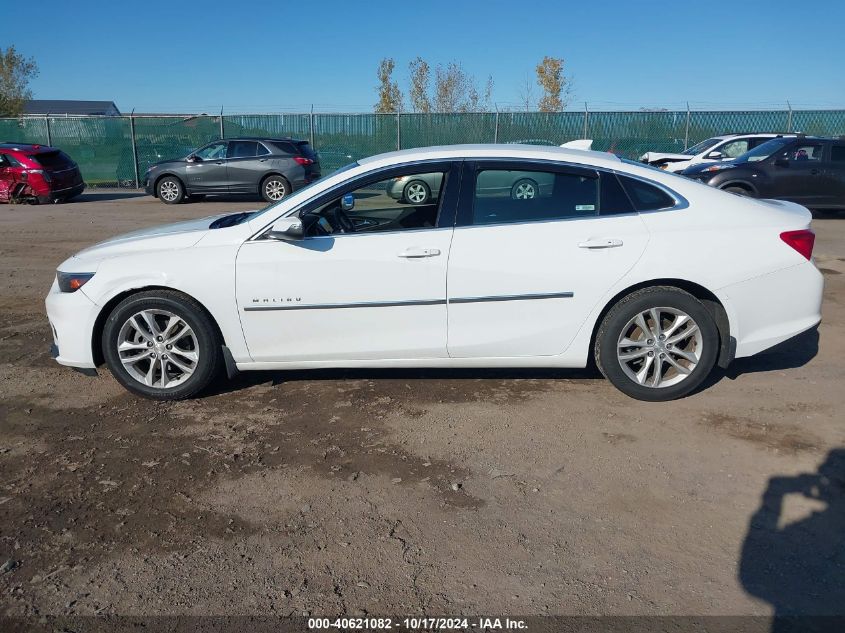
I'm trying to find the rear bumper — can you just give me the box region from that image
[38,182,86,203]
[45,278,100,369]
[718,261,824,359]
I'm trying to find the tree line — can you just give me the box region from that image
[0,46,38,117]
[375,56,571,114]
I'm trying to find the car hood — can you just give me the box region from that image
[61,214,233,270]
[683,160,748,176]
[640,151,692,162]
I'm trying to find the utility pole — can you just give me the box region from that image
[786,100,793,133]
[219,105,225,139]
[684,102,691,150]
[396,109,401,151]
[129,109,140,189]
[44,116,52,146]
[583,102,589,139]
[309,104,315,146]
[494,105,500,143]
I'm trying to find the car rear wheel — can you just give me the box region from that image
[102,290,222,400]
[157,176,185,204]
[402,180,430,204]
[261,175,291,203]
[511,178,538,200]
[594,287,719,401]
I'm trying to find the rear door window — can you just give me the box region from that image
[830,145,845,162]
[228,141,259,159]
[472,167,599,225]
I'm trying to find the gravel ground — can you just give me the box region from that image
[0,191,843,619]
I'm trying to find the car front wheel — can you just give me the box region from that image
[102,290,222,400]
[594,287,719,401]
[157,176,185,204]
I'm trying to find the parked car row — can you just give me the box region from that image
[4,133,844,210]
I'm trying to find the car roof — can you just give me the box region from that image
[223,137,308,144]
[0,142,54,153]
[357,144,623,169]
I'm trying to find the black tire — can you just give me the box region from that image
[157,176,185,204]
[261,175,291,203]
[722,185,754,197]
[102,290,223,401]
[511,178,538,200]
[594,286,719,401]
[402,179,431,204]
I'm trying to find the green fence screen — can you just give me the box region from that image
[1,109,843,188]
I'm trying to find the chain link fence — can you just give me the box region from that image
[1,109,843,188]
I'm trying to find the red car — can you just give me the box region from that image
[0,142,85,204]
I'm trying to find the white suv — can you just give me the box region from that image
[640,133,788,172]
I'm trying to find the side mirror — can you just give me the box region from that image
[266,216,304,241]
[341,193,355,212]
[706,151,724,160]
[187,155,201,163]
[774,157,789,168]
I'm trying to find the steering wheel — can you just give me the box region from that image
[328,205,356,234]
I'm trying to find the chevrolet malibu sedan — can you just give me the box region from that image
[46,145,823,402]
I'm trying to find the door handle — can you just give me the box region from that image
[578,238,624,249]
[810,168,820,175]
[398,248,441,258]
[215,161,224,165]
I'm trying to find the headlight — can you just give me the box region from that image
[57,272,95,293]
[701,164,735,173]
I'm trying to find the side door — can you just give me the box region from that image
[185,141,229,193]
[235,161,461,362]
[225,140,269,193]
[446,161,652,358]
[766,141,827,205]
[828,143,845,207]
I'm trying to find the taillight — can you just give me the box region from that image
[779,229,815,260]
[293,156,314,166]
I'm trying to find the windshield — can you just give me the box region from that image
[682,138,721,156]
[740,137,794,162]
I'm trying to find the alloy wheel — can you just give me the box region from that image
[513,182,536,199]
[159,181,179,202]
[406,182,427,203]
[265,179,287,201]
[116,309,199,389]
[616,307,703,388]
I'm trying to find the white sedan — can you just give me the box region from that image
[46,144,823,402]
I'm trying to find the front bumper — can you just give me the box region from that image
[144,175,155,196]
[45,278,100,369]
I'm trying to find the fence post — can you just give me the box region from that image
[44,116,52,146]
[494,109,500,143]
[396,111,401,150]
[219,106,225,139]
[129,111,140,189]
[684,102,691,150]
[786,101,793,133]
[309,104,315,147]
[583,102,589,138]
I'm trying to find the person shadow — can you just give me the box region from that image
[739,449,845,633]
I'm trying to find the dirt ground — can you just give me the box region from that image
[0,191,843,619]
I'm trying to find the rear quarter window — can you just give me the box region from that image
[618,174,676,211]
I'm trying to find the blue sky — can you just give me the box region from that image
[2,0,844,113]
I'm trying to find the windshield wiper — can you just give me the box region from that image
[209,212,252,229]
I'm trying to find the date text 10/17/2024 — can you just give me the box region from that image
[307,617,529,630]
